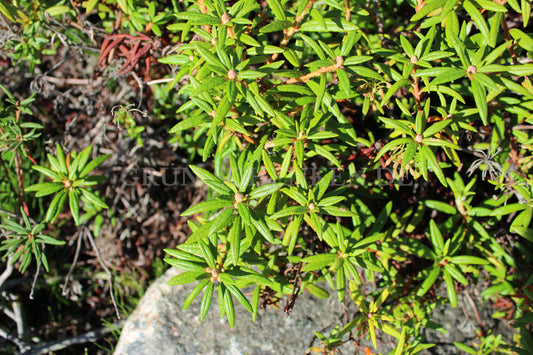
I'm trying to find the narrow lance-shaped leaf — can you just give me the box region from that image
[248,183,284,199]
[443,267,458,307]
[417,265,441,297]
[183,279,210,310]
[429,219,444,254]
[463,0,492,46]
[223,284,236,327]
[421,145,448,187]
[68,190,80,226]
[336,264,346,302]
[181,200,233,216]
[470,79,488,125]
[229,217,241,266]
[200,281,215,321]
[79,153,109,178]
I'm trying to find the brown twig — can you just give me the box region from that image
[268,0,315,63]
[283,58,344,84]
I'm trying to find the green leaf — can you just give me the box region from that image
[237,33,260,47]
[411,0,446,22]
[250,210,276,243]
[199,240,216,269]
[491,203,526,216]
[336,265,346,302]
[79,154,109,178]
[35,234,65,245]
[168,270,208,285]
[509,28,533,52]
[453,342,477,354]
[260,20,292,33]
[417,265,441,296]
[421,145,447,187]
[45,190,67,223]
[284,214,303,254]
[443,267,457,307]
[449,32,470,68]
[164,248,205,263]
[68,190,80,226]
[32,165,61,181]
[349,66,385,82]
[430,68,466,86]
[1,219,27,234]
[449,255,489,265]
[181,200,233,216]
[70,146,92,179]
[423,119,452,138]
[229,217,241,266]
[310,143,341,168]
[401,239,436,260]
[80,189,108,209]
[320,206,357,217]
[230,269,273,286]
[400,35,415,58]
[192,76,226,95]
[507,64,533,76]
[424,200,457,214]
[190,165,232,194]
[444,263,468,285]
[522,0,530,27]
[249,183,284,199]
[195,44,225,70]
[429,219,444,254]
[266,0,286,20]
[200,281,214,321]
[340,31,359,57]
[375,137,413,160]
[463,0,492,46]
[305,284,330,299]
[247,45,285,55]
[208,208,234,236]
[317,196,345,207]
[0,0,21,21]
[378,117,413,136]
[183,279,210,310]
[45,5,72,16]
[343,56,373,66]
[271,205,309,219]
[301,253,337,271]
[225,283,253,313]
[300,19,359,32]
[175,12,220,25]
[213,94,233,132]
[25,182,64,197]
[222,284,236,327]
[164,258,206,272]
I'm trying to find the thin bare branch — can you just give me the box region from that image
[85,226,121,319]
[20,320,125,355]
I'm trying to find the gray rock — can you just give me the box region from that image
[114,268,364,355]
[114,268,515,355]
[421,284,516,355]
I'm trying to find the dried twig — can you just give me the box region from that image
[20,320,126,355]
[62,230,83,296]
[28,258,41,300]
[0,326,31,353]
[85,226,121,319]
[0,254,14,289]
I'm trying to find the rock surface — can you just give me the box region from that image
[113,268,369,355]
[114,268,515,355]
